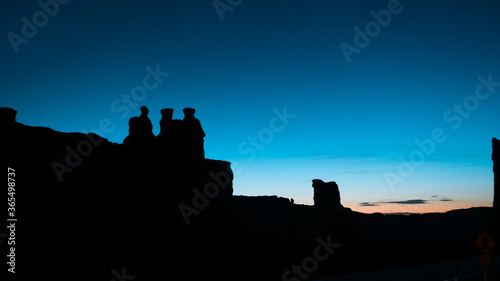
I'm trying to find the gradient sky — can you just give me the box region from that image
[1,0,499,213]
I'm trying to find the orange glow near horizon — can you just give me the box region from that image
[343,200,493,214]
[292,199,493,214]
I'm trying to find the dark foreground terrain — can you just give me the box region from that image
[2,108,498,281]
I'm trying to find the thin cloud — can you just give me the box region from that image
[359,199,429,207]
[382,199,428,205]
[440,198,453,202]
[359,202,380,207]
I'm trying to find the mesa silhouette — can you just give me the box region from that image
[1,106,498,281]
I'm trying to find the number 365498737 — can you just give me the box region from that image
[8,168,15,214]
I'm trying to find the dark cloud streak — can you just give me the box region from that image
[383,199,428,205]
[359,202,380,207]
[359,199,428,207]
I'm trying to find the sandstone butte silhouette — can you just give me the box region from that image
[0,106,232,219]
[122,106,206,181]
[1,106,499,281]
[1,105,349,230]
[1,105,499,223]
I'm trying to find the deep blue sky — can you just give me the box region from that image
[2,0,499,212]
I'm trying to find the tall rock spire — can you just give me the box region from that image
[493,138,499,220]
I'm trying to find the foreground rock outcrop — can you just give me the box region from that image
[1,106,232,217]
[312,179,354,239]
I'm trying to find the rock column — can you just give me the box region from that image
[493,138,499,220]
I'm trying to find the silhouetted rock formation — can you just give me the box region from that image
[0,107,17,128]
[313,179,343,213]
[2,106,228,193]
[123,105,155,148]
[312,179,348,237]
[122,106,207,179]
[158,108,174,139]
[187,159,234,223]
[183,107,205,161]
[5,106,500,281]
[493,137,500,230]
[157,108,184,169]
[1,108,118,179]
